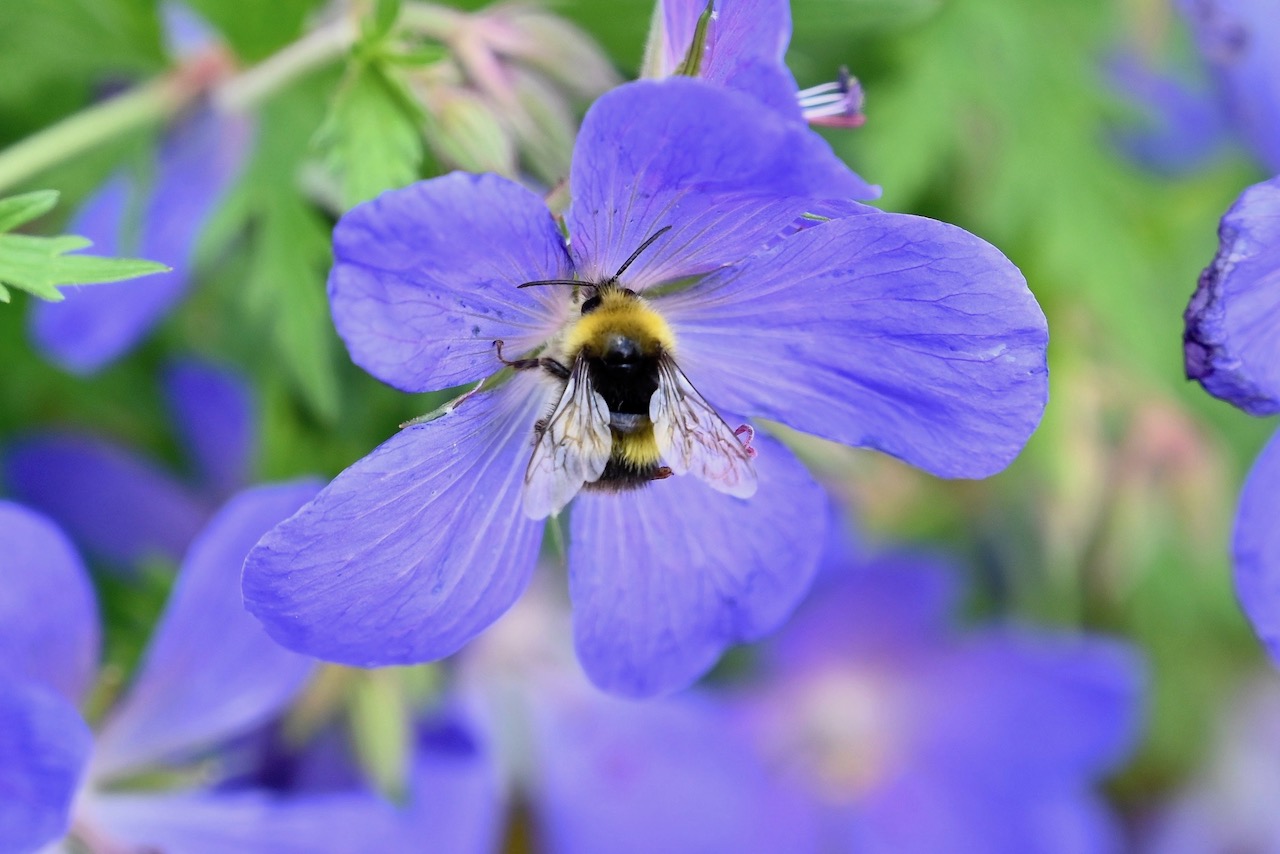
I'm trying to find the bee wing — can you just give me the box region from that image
[522,357,612,519]
[650,356,758,498]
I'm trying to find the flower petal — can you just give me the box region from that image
[529,690,818,853]
[243,376,548,666]
[658,211,1049,478]
[84,790,405,854]
[92,482,320,780]
[0,501,99,702]
[402,715,503,854]
[1106,52,1227,176]
[567,432,825,697]
[0,683,91,854]
[4,434,208,567]
[1179,0,1280,173]
[565,78,874,290]
[30,109,248,374]
[1184,175,1280,415]
[1234,430,1280,660]
[328,172,574,393]
[164,360,257,499]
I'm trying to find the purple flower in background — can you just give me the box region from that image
[1140,673,1280,854]
[28,6,248,374]
[1178,0,1280,174]
[739,551,1144,852]
[4,359,256,568]
[0,488,417,853]
[243,76,1048,697]
[648,0,874,186]
[1106,52,1228,176]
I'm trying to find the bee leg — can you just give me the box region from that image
[494,340,570,379]
[650,466,674,482]
[733,424,758,459]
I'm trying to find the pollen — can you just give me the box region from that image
[562,289,676,358]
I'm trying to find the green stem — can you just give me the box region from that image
[0,17,359,194]
[0,79,187,194]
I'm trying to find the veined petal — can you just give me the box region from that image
[30,109,247,374]
[1184,176,1280,415]
[92,483,320,780]
[0,502,99,702]
[243,375,549,666]
[658,212,1049,478]
[4,435,208,567]
[0,683,92,854]
[566,78,874,291]
[567,433,825,697]
[1235,430,1280,661]
[164,360,257,499]
[328,172,574,393]
[83,790,404,854]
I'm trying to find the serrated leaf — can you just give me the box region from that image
[0,232,168,302]
[0,190,59,232]
[316,61,424,209]
[246,192,341,421]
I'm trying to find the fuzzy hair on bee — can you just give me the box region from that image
[496,227,758,520]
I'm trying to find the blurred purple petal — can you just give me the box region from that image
[766,552,960,672]
[567,78,875,290]
[659,211,1049,478]
[4,434,208,567]
[1235,430,1280,659]
[161,1,219,60]
[1107,52,1227,175]
[164,359,257,498]
[567,433,825,697]
[30,108,248,374]
[403,716,503,854]
[1179,0,1280,173]
[243,377,547,666]
[0,501,99,702]
[329,172,574,393]
[0,683,92,854]
[917,632,1144,785]
[92,482,320,780]
[530,690,818,854]
[84,790,404,854]
[1184,175,1280,414]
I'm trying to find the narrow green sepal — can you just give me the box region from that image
[673,0,715,77]
[0,190,59,232]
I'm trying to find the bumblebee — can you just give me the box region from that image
[497,228,758,519]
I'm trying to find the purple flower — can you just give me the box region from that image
[4,359,256,568]
[0,488,423,853]
[1183,175,1280,415]
[28,9,248,375]
[1106,51,1228,176]
[738,551,1144,852]
[243,77,1048,697]
[648,0,875,194]
[1139,673,1280,853]
[1178,0,1280,174]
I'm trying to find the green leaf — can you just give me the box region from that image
[315,61,423,209]
[0,232,168,302]
[0,189,59,232]
[364,0,402,44]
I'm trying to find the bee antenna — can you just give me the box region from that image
[516,279,592,289]
[613,225,673,279]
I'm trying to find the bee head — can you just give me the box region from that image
[581,282,637,315]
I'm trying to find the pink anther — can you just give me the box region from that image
[734,424,758,458]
